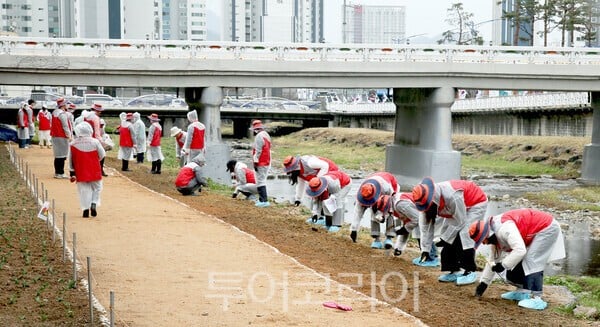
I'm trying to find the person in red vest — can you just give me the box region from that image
[170,126,188,168]
[412,177,488,286]
[282,155,339,207]
[251,120,271,207]
[68,123,105,218]
[182,110,205,163]
[227,159,258,200]
[17,102,30,148]
[37,105,52,148]
[50,98,73,179]
[175,153,207,195]
[147,113,165,174]
[85,103,107,176]
[372,193,442,266]
[351,172,399,249]
[469,208,565,310]
[117,112,137,172]
[305,170,352,233]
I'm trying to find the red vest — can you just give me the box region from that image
[51,113,71,138]
[37,111,51,130]
[253,132,271,166]
[150,125,161,146]
[175,166,195,187]
[70,146,101,182]
[300,157,339,181]
[176,133,185,148]
[243,167,256,184]
[327,170,351,188]
[119,125,134,147]
[17,109,29,128]
[501,209,553,246]
[371,172,398,193]
[190,126,205,150]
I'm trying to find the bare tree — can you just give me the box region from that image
[438,3,483,45]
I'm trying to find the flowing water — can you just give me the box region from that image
[266,174,600,276]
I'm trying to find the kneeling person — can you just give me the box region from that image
[175,154,208,195]
[227,160,258,200]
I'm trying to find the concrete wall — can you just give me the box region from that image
[452,110,594,137]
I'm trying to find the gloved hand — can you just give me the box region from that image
[294,200,301,207]
[435,239,450,248]
[231,193,238,199]
[70,176,76,183]
[311,215,318,223]
[397,226,409,236]
[492,262,505,273]
[253,163,258,171]
[475,282,488,297]
[394,249,402,256]
[350,230,357,243]
[419,251,431,263]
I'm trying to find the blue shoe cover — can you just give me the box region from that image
[438,272,460,282]
[306,217,315,224]
[383,238,393,249]
[518,297,547,310]
[255,201,270,208]
[412,257,440,267]
[456,272,477,285]
[501,291,531,301]
[371,240,383,249]
[315,218,326,226]
[327,226,340,233]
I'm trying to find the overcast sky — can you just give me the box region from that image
[207,1,493,44]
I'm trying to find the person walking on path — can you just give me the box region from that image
[372,193,441,266]
[147,113,165,174]
[132,112,147,163]
[351,172,399,249]
[182,110,205,163]
[305,170,352,233]
[412,177,488,286]
[50,98,73,178]
[68,123,105,218]
[175,153,208,195]
[251,120,271,207]
[117,113,137,172]
[282,155,338,207]
[37,105,52,148]
[170,126,187,168]
[470,208,565,310]
[26,99,36,147]
[227,159,258,200]
[17,102,30,149]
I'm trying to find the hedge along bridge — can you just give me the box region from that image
[1,36,600,186]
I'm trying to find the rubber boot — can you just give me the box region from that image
[150,161,156,173]
[255,186,270,207]
[137,152,144,163]
[152,160,161,174]
[122,159,129,171]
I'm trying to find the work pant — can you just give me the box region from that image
[440,235,476,273]
[54,157,66,175]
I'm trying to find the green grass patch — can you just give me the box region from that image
[524,187,600,212]
[461,154,567,177]
[546,275,600,318]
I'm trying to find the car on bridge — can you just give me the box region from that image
[0,96,28,106]
[238,97,310,110]
[83,94,123,107]
[125,94,188,108]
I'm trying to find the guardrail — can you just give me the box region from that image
[451,92,590,113]
[2,37,600,65]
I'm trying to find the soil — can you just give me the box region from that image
[1,127,595,326]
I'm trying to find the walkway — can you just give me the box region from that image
[13,145,421,327]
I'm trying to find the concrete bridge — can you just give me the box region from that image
[1,36,599,185]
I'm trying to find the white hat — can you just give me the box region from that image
[170,126,182,137]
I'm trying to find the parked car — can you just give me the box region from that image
[83,94,123,107]
[0,96,28,106]
[125,94,187,108]
[29,90,83,108]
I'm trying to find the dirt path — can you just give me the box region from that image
[15,145,421,327]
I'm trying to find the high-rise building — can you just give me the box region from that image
[223,0,323,43]
[0,0,207,40]
[342,4,405,44]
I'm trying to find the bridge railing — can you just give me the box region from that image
[451,92,590,113]
[2,37,600,65]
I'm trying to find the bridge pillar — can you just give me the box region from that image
[185,86,231,184]
[581,92,600,185]
[386,87,461,188]
[232,118,252,139]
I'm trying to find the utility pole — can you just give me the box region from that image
[343,0,347,43]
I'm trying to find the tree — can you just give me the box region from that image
[554,0,586,46]
[575,1,598,47]
[438,3,484,45]
[501,0,539,46]
[537,0,559,47]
